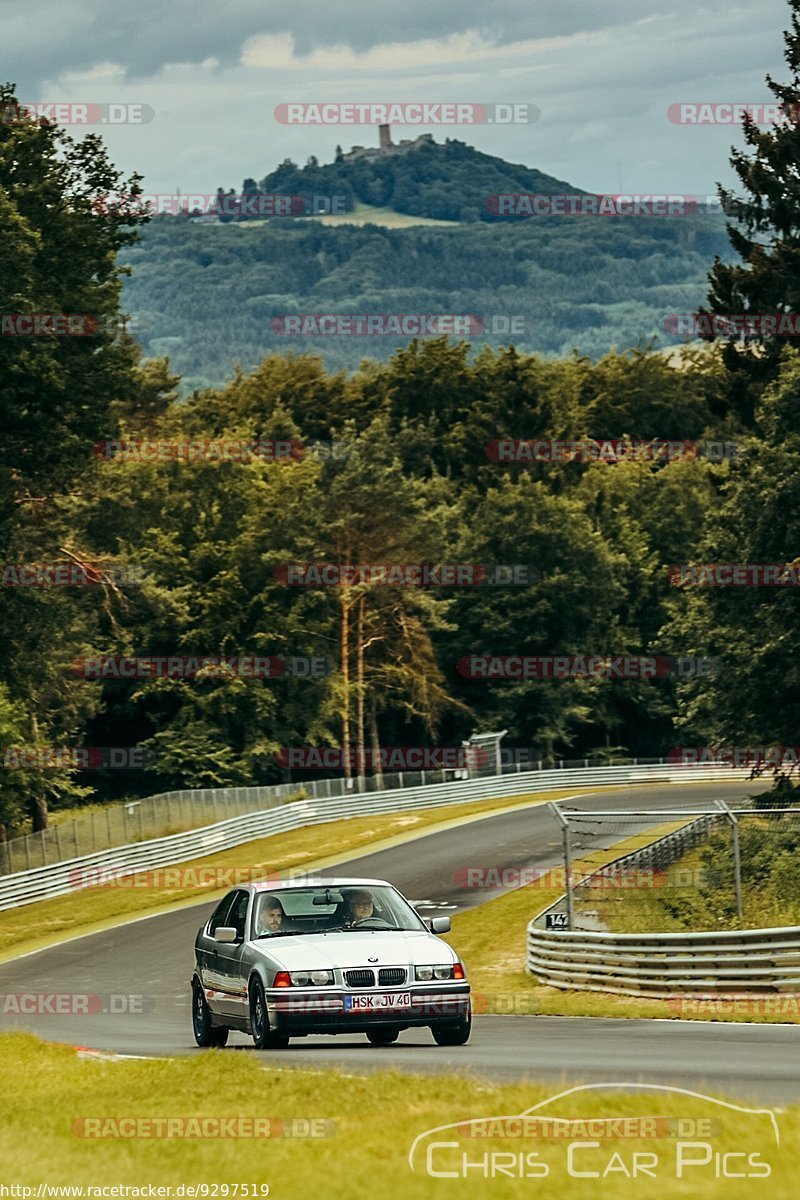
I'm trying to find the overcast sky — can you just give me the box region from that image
[2,0,793,196]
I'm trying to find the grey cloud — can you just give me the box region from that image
[4,0,786,92]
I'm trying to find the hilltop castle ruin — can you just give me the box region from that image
[337,124,434,163]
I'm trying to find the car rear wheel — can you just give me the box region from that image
[192,980,229,1048]
[431,1005,472,1046]
[366,1026,400,1046]
[249,977,290,1049]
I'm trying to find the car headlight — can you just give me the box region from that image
[288,970,334,987]
[415,964,455,981]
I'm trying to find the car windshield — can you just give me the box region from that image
[252,885,427,938]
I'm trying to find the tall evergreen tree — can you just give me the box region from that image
[703,0,800,414]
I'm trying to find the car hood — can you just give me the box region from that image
[251,930,457,972]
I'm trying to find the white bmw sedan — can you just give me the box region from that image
[191,877,471,1049]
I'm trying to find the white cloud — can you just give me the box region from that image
[241,29,611,73]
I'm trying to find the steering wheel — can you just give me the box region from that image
[350,917,393,929]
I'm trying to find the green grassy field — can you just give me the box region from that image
[0,1033,794,1198]
[233,201,461,228]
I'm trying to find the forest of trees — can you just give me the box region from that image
[3,0,800,840]
[120,211,729,388]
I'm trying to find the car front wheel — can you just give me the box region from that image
[366,1026,400,1046]
[192,979,229,1048]
[249,977,290,1049]
[431,1005,472,1046]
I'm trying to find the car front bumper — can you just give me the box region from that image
[266,985,471,1034]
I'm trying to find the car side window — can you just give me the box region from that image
[208,892,236,936]
[227,890,250,941]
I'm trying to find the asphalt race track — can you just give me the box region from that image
[3,779,798,1102]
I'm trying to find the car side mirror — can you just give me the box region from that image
[430,916,451,934]
[214,926,239,943]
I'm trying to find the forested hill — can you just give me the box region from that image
[120,211,729,389]
[244,137,583,222]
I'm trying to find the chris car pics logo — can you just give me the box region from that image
[408,1083,779,1182]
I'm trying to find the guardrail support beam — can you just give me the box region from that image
[715,798,744,921]
[548,802,573,930]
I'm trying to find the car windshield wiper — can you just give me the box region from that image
[254,929,338,939]
[340,924,406,931]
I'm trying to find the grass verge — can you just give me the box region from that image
[0,1032,794,1198]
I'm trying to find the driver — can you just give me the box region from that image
[259,895,285,935]
[345,888,374,925]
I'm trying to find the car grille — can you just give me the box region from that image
[378,968,406,986]
[344,969,375,988]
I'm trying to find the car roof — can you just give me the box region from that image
[248,877,391,893]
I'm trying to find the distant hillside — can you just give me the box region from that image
[230,136,583,223]
[120,210,730,391]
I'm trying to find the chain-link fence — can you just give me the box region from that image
[537,799,800,933]
[0,753,693,876]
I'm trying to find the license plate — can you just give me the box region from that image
[344,992,412,1011]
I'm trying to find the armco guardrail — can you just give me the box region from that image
[0,753,736,874]
[0,754,690,875]
[528,805,800,995]
[527,924,800,997]
[0,762,747,911]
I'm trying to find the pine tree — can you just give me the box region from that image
[703,0,800,403]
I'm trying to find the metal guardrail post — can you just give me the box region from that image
[715,798,743,920]
[548,801,573,929]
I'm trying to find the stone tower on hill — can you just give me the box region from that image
[341,125,434,162]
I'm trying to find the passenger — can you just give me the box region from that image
[345,888,375,925]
